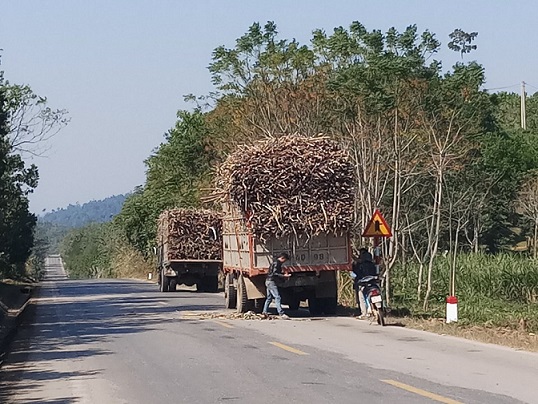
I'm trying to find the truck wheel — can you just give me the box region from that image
[225,273,237,309]
[308,297,323,316]
[321,297,337,315]
[236,274,253,313]
[160,273,169,293]
[217,271,225,291]
[169,279,177,292]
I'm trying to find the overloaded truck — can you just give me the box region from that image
[156,208,222,293]
[216,135,355,314]
[221,204,351,315]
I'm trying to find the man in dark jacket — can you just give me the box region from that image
[352,248,377,318]
[262,252,291,319]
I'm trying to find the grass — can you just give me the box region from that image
[109,245,155,280]
[339,253,538,340]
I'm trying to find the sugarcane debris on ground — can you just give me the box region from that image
[215,135,355,240]
[157,208,222,260]
[178,310,324,321]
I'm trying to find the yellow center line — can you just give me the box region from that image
[381,379,463,404]
[269,341,309,356]
[213,320,234,329]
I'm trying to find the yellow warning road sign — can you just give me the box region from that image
[362,209,392,238]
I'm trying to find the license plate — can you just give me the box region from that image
[371,295,382,303]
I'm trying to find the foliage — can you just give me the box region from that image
[0,53,68,279]
[60,220,153,279]
[60,223,114,279]
[0,84,38,278]
[41,194,127,228]
[448,29,478,59]
[389,253,538,332]
[492,92,538,132]
[115,110,215,257]
[33,220,71,255]
[3,82,70,156]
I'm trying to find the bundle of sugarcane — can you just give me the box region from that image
[216,135,355,240]
[158,209,222,260]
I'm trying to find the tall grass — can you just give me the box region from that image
[391,253,538,305]
[340,253,538,332]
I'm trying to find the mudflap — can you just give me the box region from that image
[243,275,266,300]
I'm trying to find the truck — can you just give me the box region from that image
[156,209,222,293]
[221,204,352,315]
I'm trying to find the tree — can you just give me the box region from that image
[517,172,538,258]
[3,83,69,156]
[114,109,216,256]
[0,85,38,277]
[448,29,478,59]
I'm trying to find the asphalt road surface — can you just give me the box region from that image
[0,257,537,404]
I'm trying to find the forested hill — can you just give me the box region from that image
[41,194,128,227]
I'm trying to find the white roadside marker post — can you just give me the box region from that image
[446,296,458,323]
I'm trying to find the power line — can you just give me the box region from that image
[524,82,538,91]
[483,83,519,92]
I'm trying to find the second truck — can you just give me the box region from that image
[156,208,222,293]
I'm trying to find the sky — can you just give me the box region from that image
[1,0,538,214]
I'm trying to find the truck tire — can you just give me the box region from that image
[160,272,169,293]
[217,271,226,292]
[308,297,323,316]
[236,274,254,313]
[169,279,177,292]
[225,273,237,309]
[321,296,338,315]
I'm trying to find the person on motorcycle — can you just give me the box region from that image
[352,248,377,319]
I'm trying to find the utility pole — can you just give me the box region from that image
[521,81,527,130]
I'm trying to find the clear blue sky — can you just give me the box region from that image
[1,1,537,213]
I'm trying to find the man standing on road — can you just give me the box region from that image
[353,248,377,319]
[262,252,291,319]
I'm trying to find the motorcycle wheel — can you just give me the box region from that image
[376,308,386,326]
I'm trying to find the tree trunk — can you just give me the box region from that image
[424,167,443,310]
[532,218,538,259]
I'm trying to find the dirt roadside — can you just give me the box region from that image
[0,282,34,365]
[396,316,538,352]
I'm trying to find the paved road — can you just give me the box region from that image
[0,257,537,403]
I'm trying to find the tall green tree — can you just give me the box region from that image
[0,85,38,277]
[115,109,216,256]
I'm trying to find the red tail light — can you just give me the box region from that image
[370,289,380,296]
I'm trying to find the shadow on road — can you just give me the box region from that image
[0,278,221,402]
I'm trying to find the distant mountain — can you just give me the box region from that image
[41,194,128,228]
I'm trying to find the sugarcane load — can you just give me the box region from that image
[216,135,355,315]
[216,134,355,241]
[156,208,222,293]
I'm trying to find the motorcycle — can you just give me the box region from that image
[357,275,386,326]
